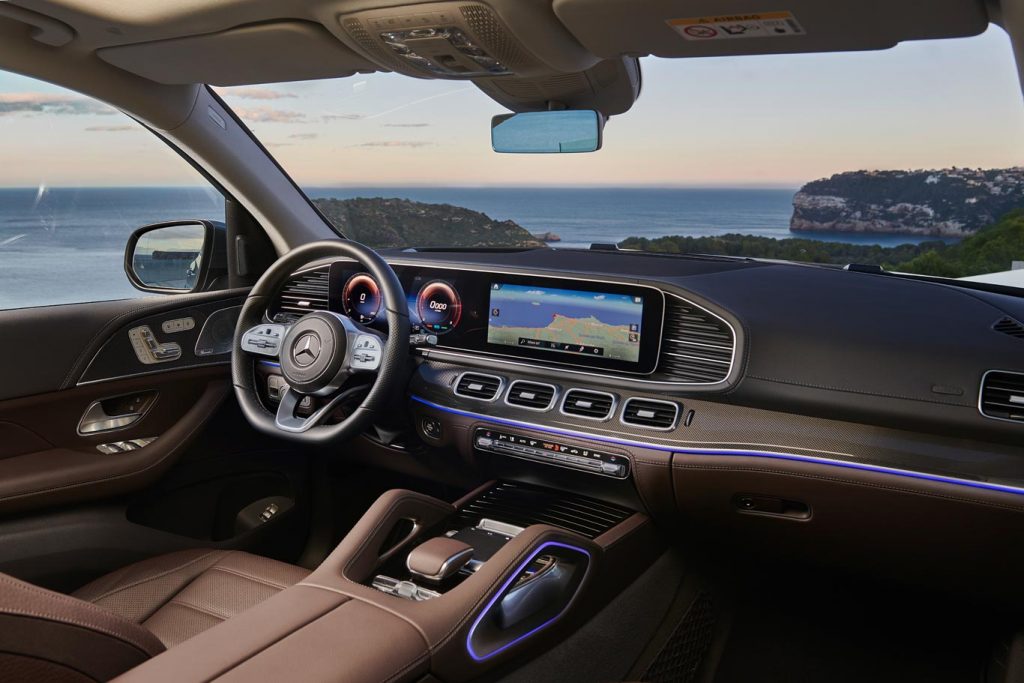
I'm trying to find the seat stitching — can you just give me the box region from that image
[0,608,158,657]
[86,550,227,605]
[208,565,293,591]
[156,598,231,622]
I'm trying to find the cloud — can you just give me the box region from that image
[234,106,306,123]
[288,133,318,140]
[382,123,430,128]
[0,92,114,116]
[218,87,296,101]
[350,141,433,148]
[323,113,365,121]
[85,125,135,132]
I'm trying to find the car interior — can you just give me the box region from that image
[2,1,1024,682]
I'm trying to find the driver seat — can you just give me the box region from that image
[0,549,308,682]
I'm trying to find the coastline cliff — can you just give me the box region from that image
[790,168,1024,237]
[312,197,545,248]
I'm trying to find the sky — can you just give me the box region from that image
[0,25,1022,188]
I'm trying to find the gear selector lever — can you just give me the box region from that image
[406,537,474,584]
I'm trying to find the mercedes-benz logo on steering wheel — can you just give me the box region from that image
[291,333,321,367]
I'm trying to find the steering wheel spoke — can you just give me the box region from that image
[240,323,289,358]
[273,387,354,433]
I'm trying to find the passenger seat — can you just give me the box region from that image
[0,549,308,681]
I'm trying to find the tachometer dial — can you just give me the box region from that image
[342,273,381,324]
[415,280,462,334]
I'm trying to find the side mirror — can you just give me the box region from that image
[491,110,604,154]
[125,220,227,293]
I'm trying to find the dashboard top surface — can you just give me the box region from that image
[272,246,1024,445]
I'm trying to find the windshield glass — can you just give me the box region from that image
[220,26,1024,287]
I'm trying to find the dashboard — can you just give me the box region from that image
[273,260,711,382]
[262,247,1024,497]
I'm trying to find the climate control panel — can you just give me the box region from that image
[474,428,630,479]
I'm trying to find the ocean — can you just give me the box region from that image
[0,186,950,310]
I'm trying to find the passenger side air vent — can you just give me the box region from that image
[657,294,735,384]
[621,397,680,431]
[980,371,1024,423]
[560,389,615,420]
[272,267,330,321]
[505,381,556,411]
[455,373,503,401]
[454,481,633,539]
[994,317,1024,340]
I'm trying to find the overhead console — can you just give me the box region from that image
[267,259,739,388]
[334,0,598,79]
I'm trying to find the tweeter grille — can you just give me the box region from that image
[460,5,534,69]
[340,18,410,72]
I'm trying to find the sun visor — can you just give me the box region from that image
[98,21,377,86]
[552,0,989,59]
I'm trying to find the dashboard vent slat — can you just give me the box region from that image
[657,294,735,384]
[561,389,615,420]
[505,381,556,411]
[272,267,330,321]
[994,317,1024,340]
[980,371,1024,423]
[455,373,503,401]
[621,398,680,430]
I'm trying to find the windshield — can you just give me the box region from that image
[219,26,1024,288]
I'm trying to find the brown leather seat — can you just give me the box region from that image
[0,549,308,682]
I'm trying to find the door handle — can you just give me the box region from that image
[78,391,157,435]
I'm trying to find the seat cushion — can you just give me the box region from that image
[73,549,309,647]
[0,572,165,682]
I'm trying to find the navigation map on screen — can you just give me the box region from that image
[486,283,644,362]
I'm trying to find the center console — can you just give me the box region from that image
[114,482,657,683]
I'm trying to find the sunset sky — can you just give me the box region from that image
[0,25,1022,188]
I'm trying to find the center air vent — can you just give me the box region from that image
[455,373,503,401]
[657,294,735,384]
[621,397,680,431]
[272,267,329,321]
[561,389,615,421]
[980,370,1024,423]
[505,381,556,411]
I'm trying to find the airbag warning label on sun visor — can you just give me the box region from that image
[668,11,805,41]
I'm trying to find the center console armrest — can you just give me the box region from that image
[303,490,604,682]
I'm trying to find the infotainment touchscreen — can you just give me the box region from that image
[486,283,645,363]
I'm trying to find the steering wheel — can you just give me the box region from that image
[232,240,410,443]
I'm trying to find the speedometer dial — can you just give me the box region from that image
[342,273,381,324]
[415,280,462,334]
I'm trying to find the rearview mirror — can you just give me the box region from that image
[491,110,603,154]
[125,220,226,293]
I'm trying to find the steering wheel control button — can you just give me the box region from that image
[160,317,195,334]
[241,324,286,356]
[351,334,383,371]
[128,325,182,364]
[474,428,630,479]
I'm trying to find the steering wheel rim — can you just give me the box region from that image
[231,240,410,444]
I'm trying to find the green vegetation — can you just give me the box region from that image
[620,211,1024,278]
[312,197,543,248]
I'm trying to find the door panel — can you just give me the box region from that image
[0,289,248,514]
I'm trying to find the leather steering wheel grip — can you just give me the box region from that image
[231,240,410,444]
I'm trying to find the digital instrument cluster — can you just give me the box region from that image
[326,262,664,375]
